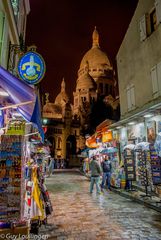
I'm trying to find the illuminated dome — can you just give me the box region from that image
[78,27,112,79]
[55,78,69,106]
[76,62,97,91]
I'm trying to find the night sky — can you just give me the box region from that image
[26,0,138,103]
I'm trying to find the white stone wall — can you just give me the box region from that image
[117,0,161,119]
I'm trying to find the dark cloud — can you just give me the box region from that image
[26,0,138,102]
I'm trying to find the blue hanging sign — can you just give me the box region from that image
[18,51,46,85]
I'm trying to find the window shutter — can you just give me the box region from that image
[139,15,147,41]
[0,11,5,59]
[1,17,9,68]
[126,87,131,110]
[157,61,161,93]
[155,0,161,24]
[130,86,135,109]
[151,66,158,96]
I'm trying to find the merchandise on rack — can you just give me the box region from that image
[23,140,53,233]
[149,143,161,185]
[107,147,122,188]
[135,148,153,195]
[0,135,27,228]
[24,162,53,221]
[123,148,136,182]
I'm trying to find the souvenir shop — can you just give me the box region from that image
[0,67,53,236]
[85,126,125,188]
[85,106,161,195]
[109,107,161,197]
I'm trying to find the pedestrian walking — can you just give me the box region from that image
[101,155,112,191]
[89,156,102,194]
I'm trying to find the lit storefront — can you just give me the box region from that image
[84,103,161,195]
[109,103,161,195]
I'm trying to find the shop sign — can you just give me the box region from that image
[102,131,112,143]
[18,51,46,85]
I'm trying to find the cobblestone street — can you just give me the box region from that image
[41,171,161,240]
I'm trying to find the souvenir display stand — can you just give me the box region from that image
[135,148,152,197]
[0,121,53,236]
[24,158,53,234]
[149,143,161,202]
[123,148,136,191]
[0,134,29,237]
[23,139,53,234]
[149,144,161,185]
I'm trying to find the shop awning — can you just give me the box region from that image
[0,66,44,141]
[86,134,98,148]
[96,119,114,132]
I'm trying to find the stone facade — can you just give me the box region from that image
[117,0,161,119]
[43,28,119,164]
[73,27,117,127]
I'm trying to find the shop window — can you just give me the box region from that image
[126,85,136,111]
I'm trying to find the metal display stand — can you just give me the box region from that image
[0,134,29,237]
[124,149,136,191]
[136,149,152,198]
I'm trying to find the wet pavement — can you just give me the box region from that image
[40,170,161,240]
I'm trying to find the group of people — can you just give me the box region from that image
[89,155,112,194]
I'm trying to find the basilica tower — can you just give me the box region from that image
[73,27,116,128]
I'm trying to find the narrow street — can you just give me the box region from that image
[40,171,161,240]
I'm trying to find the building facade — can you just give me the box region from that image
[0,0,30,104]
[117,0,161,120]
[43,28,119,165]
[73,27,117,127]
[107,0,161,158]
[43,79,81,166]
[0,0,30,70]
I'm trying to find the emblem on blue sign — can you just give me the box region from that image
[18,51,46,85]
